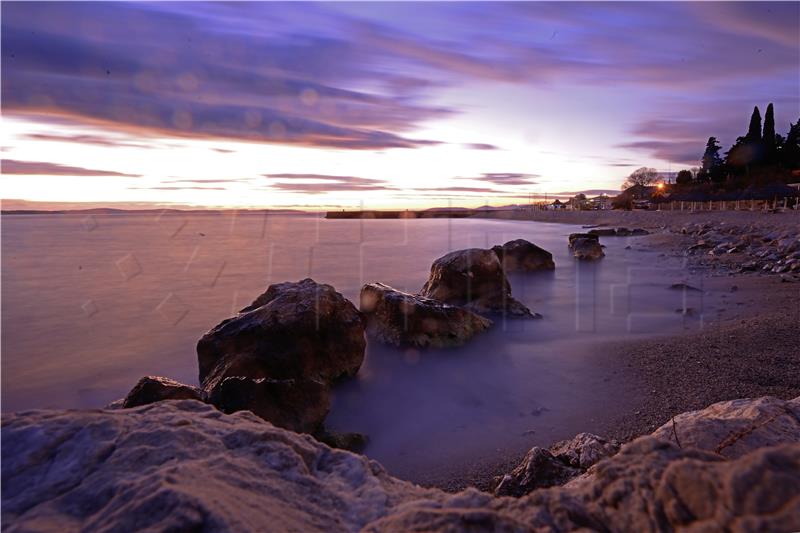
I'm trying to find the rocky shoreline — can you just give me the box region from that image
[2,210,799,531]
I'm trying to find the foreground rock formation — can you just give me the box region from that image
[491,239,555,272]
[359,282,492,348]
[3,397,799,532]
[197,278,366,392]
[420,248,536,317]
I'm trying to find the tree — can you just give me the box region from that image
[623,167,658,189]
[675,169,693,185]
[782,119,800,169]
[699,137,723,182]
[763,103,776,161]
[746,105,762,142]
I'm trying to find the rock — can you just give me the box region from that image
[614,227,631,236]
[494,447,580,496]
[569,232,599,246]
[630,228,650,236]
[197,278,366,392]
[359,283,492,348]
[121,376,205,408]
[4,398,800,532]
[491,239,555,272]
[494,433,619,497]
[315,428,369,454]
[588,228,617,237]
[1,401,434,532]
[550,432,620,470]
[571,238,605,260]
[207,376,330,434]
[669,282,702,292]
[651,396,800,459]
[419,249,535,317]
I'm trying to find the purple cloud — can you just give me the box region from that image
[1,159,140,177]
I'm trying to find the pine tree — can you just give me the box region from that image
[747,106,762,142]
[763,103,776,162]
[699,137,723,182]
[782,119,800,169]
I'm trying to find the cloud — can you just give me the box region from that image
[1,159,140,177]
[463,143,500,150]
[263,173,396,194]
[460,173,539,186]
[165,178,251,184]
[21,132,159,149]
[1,3,449,150]
[128,186,226,191]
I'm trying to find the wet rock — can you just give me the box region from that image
[419,248,535,317]
[491,239,555,272]
[207,376,329,434]
[571,238,605,260]
[197,279,365,392]
[630,228,650,236]
[359,283,492,348]
[651,396,800,458]
[122,376,205,408]
[568,232,599,246]
[494,447,580,496]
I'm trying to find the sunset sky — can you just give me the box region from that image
[2,1,799,210]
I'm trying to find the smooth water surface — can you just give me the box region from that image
[2,213,717,481]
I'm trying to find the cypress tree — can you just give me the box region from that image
[746,106,762,142]
[763,103,776,161]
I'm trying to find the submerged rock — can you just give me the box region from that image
[121,376,205,408]
[571,238,605,260]
[197,278,366,392]
[4,398,798,532]
[491,239,555,272]
[420,248,536,317]
[359,282,492,348]
[588,228,617,237]
[207,376,330,434]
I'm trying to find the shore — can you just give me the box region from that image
[426,209,800,492]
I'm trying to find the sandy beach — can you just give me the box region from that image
[424,208,800,492]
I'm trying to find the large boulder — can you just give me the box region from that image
[207,376,329,434]
[419,248,536,317]
[4,399,799,532]
[197,279,366,392]
[491,239,555,272]
[359,283,492,348]
[121,376,205,408]
[650,396,800,459]
[571,238,605,260]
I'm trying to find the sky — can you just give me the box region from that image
[2,1,799,210]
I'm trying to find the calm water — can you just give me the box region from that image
[2,213,717,481]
